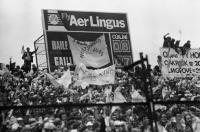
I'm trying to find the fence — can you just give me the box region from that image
[1,53,200,132]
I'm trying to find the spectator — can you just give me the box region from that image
[163,33,171,48]
[22,47,38,73]
[182,40,191,56]
[170,38,175,49]
[174,40,180,54]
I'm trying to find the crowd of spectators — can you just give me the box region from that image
[0,105,150,132]
[155,104,200,132]
[1,36,200,131]
[152,69,200,102]
[0,63,147,106]
[0,62,151,131]
[1,59,200,131]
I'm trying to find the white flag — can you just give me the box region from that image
[45,73,61,87]
[113,86,127,103]
[68,35,110,68]
[111,86,126,113]
[57,69,72,89]
[21,45,25,54]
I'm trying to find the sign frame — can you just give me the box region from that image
[41,9,133,72]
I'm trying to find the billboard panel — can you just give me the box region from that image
[42,9,133,72]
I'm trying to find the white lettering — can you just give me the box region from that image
[54,57,73,66]
[59,57,64,65]
[54,57,59,66]
[77,18,84,26]
[51,41,69,50]
[112,34,127,39]
[90,16,98,27]
[119,20,125,28]
[70,15,78,26]
[69,15,126,29]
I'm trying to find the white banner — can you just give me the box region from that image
[45,73,61,87]
[160,48,200,77]
[76,63,115,85]
[57,69,72,89]
[68,35,110,68]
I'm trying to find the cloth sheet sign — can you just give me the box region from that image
[68,35,110,68]
[160,48,200,77]
[75,63,115,85]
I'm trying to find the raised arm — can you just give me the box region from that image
[32,47,39,54]
[163,33,170,39]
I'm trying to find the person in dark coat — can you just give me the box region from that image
[22,47,38,73]
[163,33,171,48]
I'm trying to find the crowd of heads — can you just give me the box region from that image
[0,105,151,132]
[155,104,200,132]
[0,64,149,107]
[0,62,152,131]
[1,59,200,131]
[1,38,200,131]
[152,71,200,102]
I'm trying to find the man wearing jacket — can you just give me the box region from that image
[22,47,38,73]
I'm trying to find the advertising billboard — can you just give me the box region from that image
[42,9,133,72]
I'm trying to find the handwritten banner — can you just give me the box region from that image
[76,63,115,85]
[160,48,200,77]
[68,35,110,68]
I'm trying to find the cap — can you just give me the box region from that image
[86,121,93,126]
[17,117,23,121]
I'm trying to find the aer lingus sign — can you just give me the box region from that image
[42,9,133,72]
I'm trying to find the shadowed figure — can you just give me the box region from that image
[22,47,38,73]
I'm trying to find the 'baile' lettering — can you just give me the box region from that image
[52,41,69,50]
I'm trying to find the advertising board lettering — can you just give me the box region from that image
[42,9,133,71]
